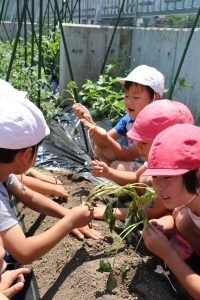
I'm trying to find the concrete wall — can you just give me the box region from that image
[131,27,200,124]
[59,24,132,99]
[0,22,40,40]
[60,24,200,124]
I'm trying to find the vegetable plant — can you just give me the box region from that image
[78,54,132,125]
[85,181,156,291]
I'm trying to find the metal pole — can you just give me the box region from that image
[6,0,29,81]
[168,7,200,99]
[38,0,43,108]
[100,0,126,74]
[31,0,34,66]
[54,0,89,151]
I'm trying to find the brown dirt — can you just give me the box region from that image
[19,171,178,300]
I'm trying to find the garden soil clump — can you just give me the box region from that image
[19,171,181,300]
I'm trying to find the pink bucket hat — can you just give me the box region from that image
[127,100,194,142]
[120,65,165,96]
[143,123,200,176]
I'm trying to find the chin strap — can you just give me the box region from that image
[185,188,200,206]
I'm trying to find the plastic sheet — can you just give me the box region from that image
[35,104,111,184]
[35,105,91,171]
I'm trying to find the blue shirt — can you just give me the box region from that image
[114,114,134,136]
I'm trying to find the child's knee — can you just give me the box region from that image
[110,160,130,171]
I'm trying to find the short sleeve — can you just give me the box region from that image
[114,114,134,136]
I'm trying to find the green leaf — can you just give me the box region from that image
[141,187,157,205]
[107,273,117,291]
[103,203,116,232]
[96,259,112,273]
[73,127,78,135]
[122,266,130,282]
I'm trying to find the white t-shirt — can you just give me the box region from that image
[0,174,19,232]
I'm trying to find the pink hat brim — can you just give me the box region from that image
[127,129,154,142]
[142,168,190,176]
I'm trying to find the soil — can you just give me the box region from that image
[18,171,187,300]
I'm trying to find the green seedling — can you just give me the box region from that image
[85,181,156,291]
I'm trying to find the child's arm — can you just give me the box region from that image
[94,197,167,221]
[27,168,61,184]
[16,174,68,198]
[94,205,128,221]
[142,223,200,299]
[91,161,146,186]
[81,119,139,161]
[73,103,121,148]
[1,203,94,265]
[10,184,102,241]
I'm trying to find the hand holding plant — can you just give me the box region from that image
[73,103,95,124]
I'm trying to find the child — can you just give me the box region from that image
[0,79,68,199]
[142,123,200,299]
[91,100,194,221]
[73,65,165,171]
[0,94,98,265]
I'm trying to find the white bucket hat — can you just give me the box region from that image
[120,65,165,96]
[0,95,50,149]
[0,79,27,98]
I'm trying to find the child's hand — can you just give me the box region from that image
[93,205,106,220]
[142,223,173,261]
[149,219,164,232]
[73,103,94,124]
[80,120,107,138]
[53,185,68,199]
[70,204,94,229]
[70,204,103,240]
[73,225,103,240]
[0,268,30,299]
[91,160,109,177]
